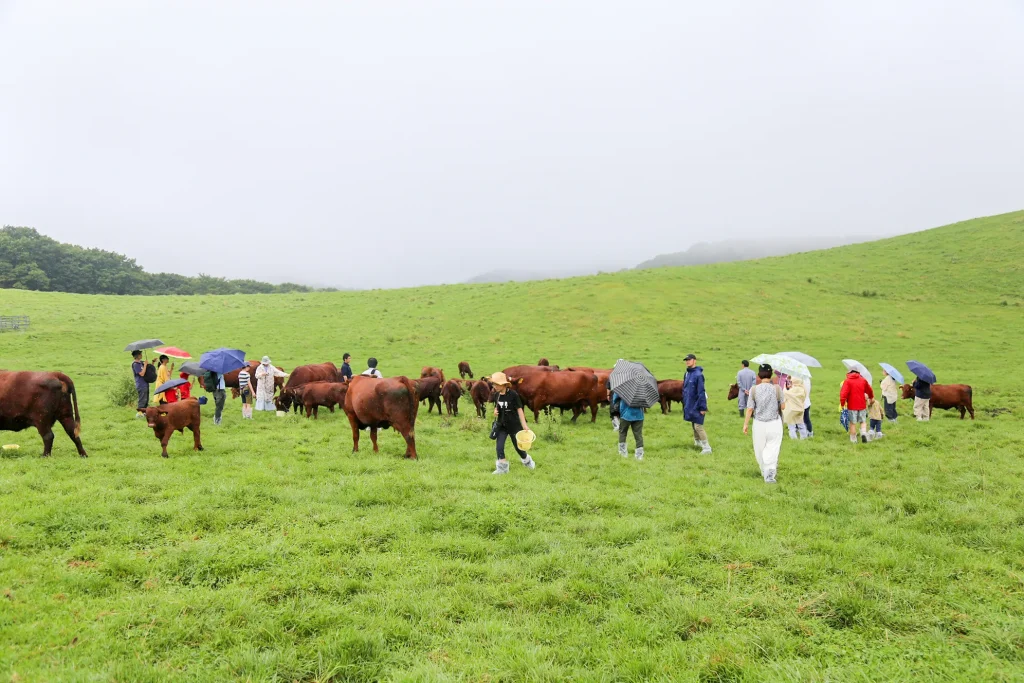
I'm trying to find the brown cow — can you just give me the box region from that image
[283,362,340,391]
[568,367,612,419]
[441,379,464,416]
[727,384,740,401]
[458,361,473,379]
[226,360,285,399]
[295,381,349,419]
[344,375,419,458]
[468,380,494,418]
[145,399,202,458]
[421,366,446,384]
[538,358,549,366]
[658,379,684,414]
[0,371,85,457]
[413,376,444,414]
[900,383,975,419]
[504,367,599,422]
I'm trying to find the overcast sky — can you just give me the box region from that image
[2,1,1023,289]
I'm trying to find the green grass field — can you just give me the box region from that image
[2,211,1023,682]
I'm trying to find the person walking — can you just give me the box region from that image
[880,370,899,423]
[683,354,711,454]
[362,358,383,378]
[131,350,150,417]
[238,364,253,419]
[867,395,884,440]
[254,356,286,412]
[783,376,808,439]
[612,389,645,460]
[840,369,874,443]
[204,370,227,425]
[736,360,757,417]
[340,353,354,381]
[743,364,785,484]
[154,354,174,404]
[912,376,931,421]
[488,372,536,474]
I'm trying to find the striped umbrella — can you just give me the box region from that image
[608,359,660,409]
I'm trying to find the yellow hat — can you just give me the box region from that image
[489,372,511,386]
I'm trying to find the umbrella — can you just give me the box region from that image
[906,361,936,385]
[179,361,204,376]
[154,378,189,395]
[842,359,873,385]
[878,363,905,384]
[155,346,191,359]
[124,339,164,352]
[777,351,823,368]
[749,354,811,380]
[199,348,247,374]
[608,359,660,409]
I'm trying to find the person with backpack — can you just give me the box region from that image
[612,389,645,460]
[131,350,156,417]
[361,357,383,378]
[204,369,227,425]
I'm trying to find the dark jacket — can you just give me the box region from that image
[682,365,707,424]
[912,378,932,399]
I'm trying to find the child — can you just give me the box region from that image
[783,377,808,439]
[177,372,194,401]
[238,365,253,419]
[867,395,884,440]
[880,371,899,423]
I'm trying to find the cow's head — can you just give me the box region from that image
[538,358,549,366]
[144,406,168,429]
[900,383,915,399]
[275,391,294,412]
[727,384,739,401]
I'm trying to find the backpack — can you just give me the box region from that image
[203,371,219,393]
[143,363,158,384]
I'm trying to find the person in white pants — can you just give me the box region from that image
[743,364,786,484]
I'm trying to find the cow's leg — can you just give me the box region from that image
[370,426,379,452]
[161,434,171,458]
[968,402,975,420]
[329,405,335,413]
[36,421,55,457]
[59,417,87,457]
[313,405,319,419]
[190,424,203,451]
[958,406,966,419]
[348,414,361,452]
[402,428,417,459]
[590,400,598,423]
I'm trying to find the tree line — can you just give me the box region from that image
[0,226,326,295]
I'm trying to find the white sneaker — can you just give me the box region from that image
[693,438,701,447]
[135,412,144,419]
[492,460,509,475]
[522,456,535,470]
[635,447,644,461]
[700,441,712,455]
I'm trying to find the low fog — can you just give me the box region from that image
[2,1,1022,289]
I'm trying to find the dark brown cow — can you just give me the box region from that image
[226,361,285,399]
[442,379,463,416]
[538,358,550,366]
[0,371,85,457]
[658,379,684,414]
[504,367,599,422]
[145,399,202,458]
[900,383,975,419]
[413,376,443,414]
[283,362,340,391]
[344,375,419,458]
[458,361,473,379]
[727,384,740,401]
[568,367,612,419]
[468,380,493,418]
[420,366,446,384]
[295,381,349,419]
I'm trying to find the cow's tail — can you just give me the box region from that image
[401,376,419,421]
[60,374,82,436]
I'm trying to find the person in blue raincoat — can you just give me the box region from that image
[612,390,645,461]
[683,353,711,454]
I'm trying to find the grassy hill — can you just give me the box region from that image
[1,210,1023,681]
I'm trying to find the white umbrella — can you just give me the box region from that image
[842,359,873,385]
[777,351,822,368]
[749,354,812,380]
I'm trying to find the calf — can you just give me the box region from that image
[414,376,444,415]
[900,383,975,419]
[344,376,419,459]
[469,380,494,418]
[296,381,349,419]
[441,379,463,416]
[145,399,202,458]
[421,366,446,383]
[458,361,473,379]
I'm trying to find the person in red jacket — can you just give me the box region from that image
[840,370,874,443]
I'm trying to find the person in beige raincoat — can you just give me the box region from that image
[783,376,808,439]
[254,356,287,412]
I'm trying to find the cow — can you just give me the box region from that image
[458,361,473,379]
[343,375,419,458]
[413,376,444,414]
[441,379,464,416]
[657,379,684,414]
[504,367,599,422]
[226,360,285,399]
[420,366,446,384]
[145,399,202,458]
[283,362,340,392]
[468,380,494,418]
[0,371,86,457]
[900,383,975,420]
[538,358,550,366]
[294,381,349,419]
[727,384,740,401]
[568,367,612,418]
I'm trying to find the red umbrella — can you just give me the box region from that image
[155,346,192,359]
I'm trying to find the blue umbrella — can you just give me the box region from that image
[906,360,936,385]
[879,363,904,384]
[199,348,247,374]
[154,377,189,395]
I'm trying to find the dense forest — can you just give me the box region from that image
[0,227,322,295]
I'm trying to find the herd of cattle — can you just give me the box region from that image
[0,357,977,460]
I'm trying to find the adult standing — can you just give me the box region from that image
[612,390,645,461]
[840,369,874,443]
[736,360,757,417]
[340,353,353,381]
[254,356,286,412]
[880,370,899,423]
[742,364,785,484]
[488,372,536,474]
[204,370,227,426]
[131,350,149,417]
[912,376,932,421]
[154,354,174,404]
[683,353,711,454]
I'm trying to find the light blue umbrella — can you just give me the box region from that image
[878,363,904,384]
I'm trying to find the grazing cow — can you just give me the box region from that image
[283,362,340,392]
[468,380,494,418]
[145,399,202,458]
[225,360,285,399]
[504,367,599,422]
[900,383,975,419]
[657,379,684,414]
[420,366,446,384]
[442,379,463,416]
[0,371,86,457]
[458,361,474,379]
[727,384,740,401]
[344,376,419,458]
[295,381,349,419]
[413,376,444,414]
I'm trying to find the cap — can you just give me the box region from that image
[684,353,697,361]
